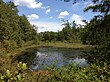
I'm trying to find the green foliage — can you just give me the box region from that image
[2,40,18,51]
[39,20,82,43]
[81,0,110,46]
[0,60,110,82]
[80,0,110,63]
[0,62,27,82]
[27,62,110,82]
[85,45,110,64]
[80,15,110,45]
[84,0,110,16]
[0,0,38,50]
[52,63,109,82]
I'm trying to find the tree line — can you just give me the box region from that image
[0,0,38,50]
[38,20,83,43]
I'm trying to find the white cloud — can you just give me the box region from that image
[14,0,44,9]
[27,14,39,20]
[70,14,85,25]
[46,9,51,14]
[29,21,63,32]
[58,11,69,18]
[42,6,50,9]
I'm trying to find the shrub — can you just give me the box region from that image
[0,62,27,82]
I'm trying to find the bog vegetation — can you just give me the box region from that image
[0,0,110,82]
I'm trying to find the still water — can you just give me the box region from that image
[16,47,88,70]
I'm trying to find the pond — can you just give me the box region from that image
[15,47,89,70]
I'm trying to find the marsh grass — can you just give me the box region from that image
[39,41,92,49]
[0,42,109,82]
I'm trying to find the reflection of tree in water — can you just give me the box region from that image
[12,47,89,70]
[11,49,38,67]
[30,47,89,70]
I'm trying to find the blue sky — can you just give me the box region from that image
[3,0,98,32]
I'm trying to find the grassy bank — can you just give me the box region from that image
[0,44,38,77]
[0,42,92,73]
[39,41,93,50]
[1,42,109,82]
[0,41,92,57]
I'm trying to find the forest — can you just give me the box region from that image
[0,0,110,82]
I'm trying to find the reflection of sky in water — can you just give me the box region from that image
[30,48,88,70]
[69,58,88,66]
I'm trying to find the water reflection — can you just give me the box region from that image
[13,47,89,70]
[69,58,88,66]
[30,47,88,70]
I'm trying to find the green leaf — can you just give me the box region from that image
[0,76,4,80]
[22,63,26,69]
[17,74,22,81]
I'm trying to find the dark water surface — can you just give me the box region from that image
[16,47,89,70]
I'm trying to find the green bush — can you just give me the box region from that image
[0,62,27,82]
[3,40,18,51]
[43,63,110,82]
[0,61,110,82]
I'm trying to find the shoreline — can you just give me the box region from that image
[5,42,93,57]
[0,42,93,59]
[38,42,93,50]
